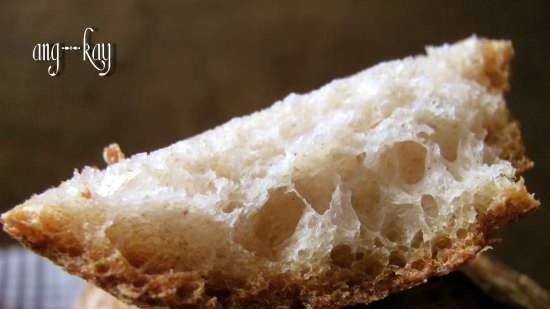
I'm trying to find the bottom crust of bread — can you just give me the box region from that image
[1,182,538,309]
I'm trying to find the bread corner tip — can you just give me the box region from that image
[479,38,514,91]
[1,206,35,241]
[2,205,55,253]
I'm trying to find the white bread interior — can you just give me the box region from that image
[1,37,539,309]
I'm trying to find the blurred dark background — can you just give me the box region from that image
[0,0,548,289]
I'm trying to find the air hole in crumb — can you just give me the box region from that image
[382,141,427,184]
[106,211,222,274]
[381,204,414,243]
[411,231,424,248]
[396,141,427,184]
[432,125,459,162]
[294,153,379,216]
[330,244,354,268]
[411,259,426,271]
[348,177,382,228]
[388,251,407,268]
[374,237,384,247]
[431,235,453,258]
[235,188,305,259]
[419,119,459,162]
[254,190,304,252]
[438,137,458,162]
[294,173,335,215]
[332,157,382,228]
[221,201,240,213]
[355,251,365,261]
[421,194,438,217]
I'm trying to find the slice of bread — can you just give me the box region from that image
[1,37,539,309]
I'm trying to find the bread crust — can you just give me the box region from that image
[486,116,533,174]
[2,182,538,309]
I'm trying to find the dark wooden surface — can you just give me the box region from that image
[1,0,549,291]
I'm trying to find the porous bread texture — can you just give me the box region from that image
[1,37,539,309]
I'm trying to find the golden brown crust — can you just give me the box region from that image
[479,39,533,174]
[486,114,533,174]
[479,39,513,92]
[1,181,538,309]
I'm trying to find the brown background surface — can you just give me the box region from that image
[0,0,549,290]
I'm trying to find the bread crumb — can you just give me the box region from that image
[103,143,125,165]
